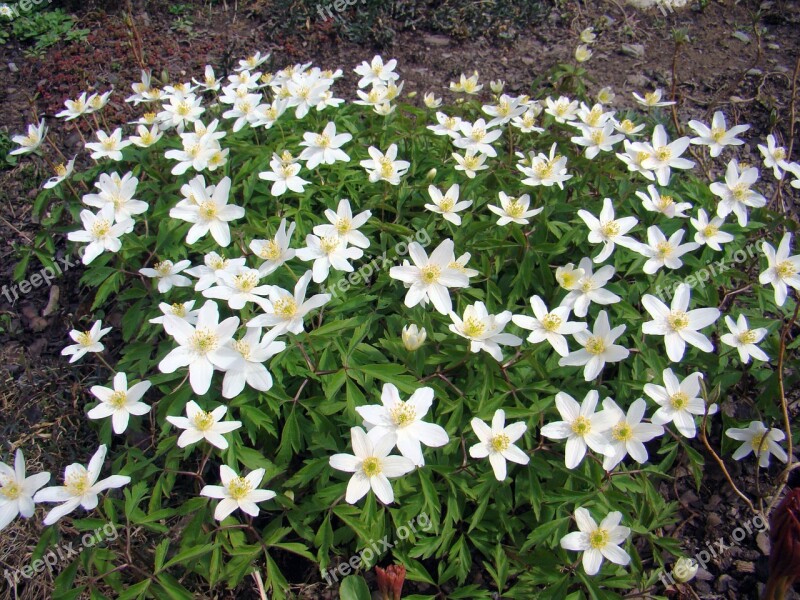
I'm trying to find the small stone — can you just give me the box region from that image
[757,531,770,554]
[732,31,751,43]
[621,43,645,59]
[746,68,764,76]
[423,34,450,47]
[8,62,18,73]
[767,43,780,50]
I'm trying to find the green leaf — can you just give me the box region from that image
[338,575,371,600]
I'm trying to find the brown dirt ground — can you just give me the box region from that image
[1,0,799,598]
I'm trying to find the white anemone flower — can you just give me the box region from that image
[356,384,449,467]
[222,328,285,398]
[644,369,717,438]
[313,199,372,248]
[540,390,615,469]
[0,449,50,531]
[688,111,749,158]
[512,295,587,357]
[560,258,621,318]
[558,310,629,381]
[61,320,112,363]
[759,232,800,306]
[87,372,151,434]
[329,427,415,505]
[725,422,787,468]
[448,302,522,361]
[641,283,720,362]
[166,401,242,449]
[689,209,734,251]
[577,198,639,263]
[424,184,472,225]
[634,226,699,274]
[158,300,240,395]
[560,508,631,576]
[246,270,331,336]
[468,409,529,481]
[709,159,766,227]
[201,466,276,521]
[34,445,130,526]
[720,315,769,363]
[389,239,469,315]
[601,398,664,471]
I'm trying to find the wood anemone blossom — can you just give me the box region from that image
[767,481,800,599]
[375,564,406,600]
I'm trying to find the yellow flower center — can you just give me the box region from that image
[190,328,218,355]
[636,151,650,164]
[601,221,620,237]
[102,137,117,150]
[209,256,227,270]
[585,336,606,355]
[420,265,440,284]
[559,272,577,289]
[192,410,215,431]
[644,92,658,105]
[143,112,157,123]
[620,119,635,132]
[91,219,111,238]
[335,218,352,235]
[471,127,486,142]
[233,271,259,292]
[76,331,94,347]
[731,182,750,201]
[656,241,674,258]
[506,200,526,218]
[65,471,91,496]
[379,157,395,179]
[108,390,128,409]
[657,195,674,210]
[199,201,218,220]
[176,101,192,117]
[589,528,610,549]
[319,236,340,255]
[612,422,633,441]
[702,225,718,238]
[227,476,253,500]
[439,197,455,212]
[710,127,726,142]
[55,164,67,177]
[655,146,672,162]
[233,340,251,360]
[171,303,186,317]
[571,416,592,436]
[777,260,797,279]
[490,433,510,452]
[463,154,481,169]
[670,392,689,411]
[542,313,562,331]
[774,147,786,161]
[361,456,382,477]
[315,133,331,148]
[462,316,486,338]
[155,261,173,276]
[390,402,417,427]
[738,329,758,345]
[259,239,281,260]
[0,480,21,500]
[751,431,768,453]
[273,297,298,319]
[590,129,605,144]
[667,311,690,331]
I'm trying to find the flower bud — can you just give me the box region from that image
[375,564,406,600]
[402,324,426,350]
[767,486,800,599]
[580,27,597,44]
[672,557,698,583]
[425,168,437,181]
[423,92,441,108]
[490,79,505,93]
[597,86,615,105]
[575,44,593,63]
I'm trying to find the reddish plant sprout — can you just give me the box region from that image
[375,564,406,600]
[766,486,800,599]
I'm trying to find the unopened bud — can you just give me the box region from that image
[402,324,426,351]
